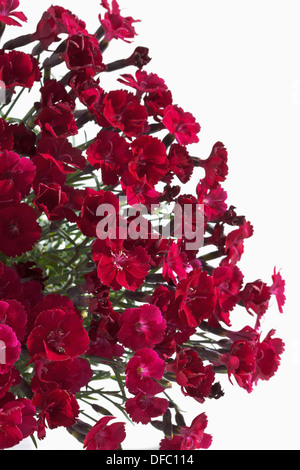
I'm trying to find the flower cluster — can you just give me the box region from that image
[0,0,285,451]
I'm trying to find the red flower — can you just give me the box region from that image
[118,304,167,351]
[0,394,36,450]
[125,348,165,396]
[0,51,40,89]
[92,239,151,292]
[0,324,20,374]
[200,142,228,188]
[175,268,217,328]
[128,135,169,186]
[197,182,228,222]
[32,389,79,440]
[83,416,126,450]
[270,268,286,314]
[240,280,271,329]
[162,242,189,285]
[99,0,139,43]
[162,105,201,145]
[0,368,20,400]
[118,70,168,96]
[64,34,106,75]
[125,393,169,424]
[27,308,90,362]
[87,130,132,186]
[0,0,27,26]
[167,349,215,404]
[212,265,243,326]
[221,220,254,266]
[160,413,212,450]
[220,340,257,393]
[102,90,149,138]
[252,330,285,385]
[168,144,194,184]
[0,203,41,258]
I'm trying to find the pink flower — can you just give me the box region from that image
[118,304,167,351]
[162,105,201,145]
[160,413,212,450]
[83,416,126,450]
[125,348,165,396]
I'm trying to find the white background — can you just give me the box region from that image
[5,0,300,450]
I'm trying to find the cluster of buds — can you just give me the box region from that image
[0,0,285,451]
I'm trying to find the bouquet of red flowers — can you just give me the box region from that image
[0,0,285,451]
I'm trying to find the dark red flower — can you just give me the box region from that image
[31,357,93,395]
[118,304,167,351]
[27,308,90,362]
[175,268,217,328]
[83,416,126,450]
[167,349,215,404]
[92,239,151,292]
[0,119,13,151]
[87,130,132,186]
[99,0,139,43]
[212,265,243,326]
[160,413,212,450]
[36,135,85,174]
[77,187,120,238]
[35,104,78,139]
[220,339,257,393]
[121,172,161,209]
[32,389,79,440]
[0,394,36,450]
[125,348,165,396]
[88,313,124,359]
[31,154,66,192]
[11,123,36,157]
[0,324,20,374]
[0,51,40,89]
[0,203,41,258]
[33,183,77,222]
[162,242,189,285]
[33,5,87,50]
[168,144,194,184]
[102,90,149,138]
[0,0,27,26]
[162,105,201,145]
[64,34,106,75]
[125,393,169,424]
